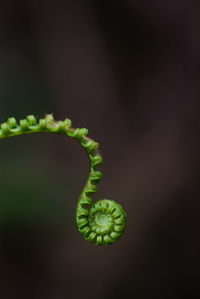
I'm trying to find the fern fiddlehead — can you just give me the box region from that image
[0,114,126,245]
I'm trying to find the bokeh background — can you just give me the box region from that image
[0,0,200,298]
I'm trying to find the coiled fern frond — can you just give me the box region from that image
[0,114,126,245]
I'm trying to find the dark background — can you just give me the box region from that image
[0,0,200,298]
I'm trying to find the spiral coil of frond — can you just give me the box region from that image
[0,114,126,245]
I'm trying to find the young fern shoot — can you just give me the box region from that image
[0,114,126,245]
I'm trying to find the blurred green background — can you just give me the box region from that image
[0,0,199,298]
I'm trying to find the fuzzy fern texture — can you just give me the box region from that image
[0,114,126,245]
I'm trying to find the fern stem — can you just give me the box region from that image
[0,114,126,245]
